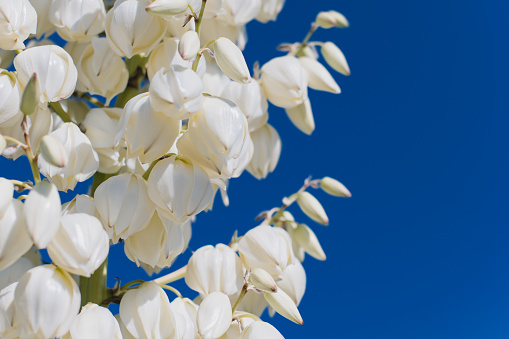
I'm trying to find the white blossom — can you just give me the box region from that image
[29,0,54,38]
[285,98,315,135]
[178,30,200,61]
[170,297,199,339]
[0,282,19,338]
[63,303,122,339]
[213,37,251,84]
[243,321,285,338]
[0,198,32,272]
[0,70,20,126]
[299,56,340,94]
[321,41,351,76]
[277,260,307,306]
[196,291,232,339]
[0,0,37,50]
[246,123,282,179]
[256,0,285,23]
[0,178,13,217]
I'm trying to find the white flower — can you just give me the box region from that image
[49,0,106,42]
[243,321,284,338]
[196,291,232,339]
[47,213,109,277]
[0,70,19,125]
[94,173,155,242]
[249,268,278,293]
[199,19,243,51]
[149,66,204,120]
[61,194,97,217]
[75,37,129,102]
[0,0,37,50]
[246,123,281,179]
[146,0,189,18]
[277,260,306,306]
[316,10,349,29]
[116,93,181,164]
[177,96,253,179]
[213,37,251,84]
[185,243,244,296]
[0,256,33,291]
[299,56,340,94]
[260,55,308,109]
[285,98,314,135]
[320,176,352,197]
[321,41,351,76]
[38,123,99,192]
[202,61,231,97]
[0,282,19,338]
[40,134,68,168]
[14,45,78,104]
[24,181,61,249]
[296,191,329,225]
[124,211,185,268]
[221,0,261,26]
[0,178,13,217]
[170,298,198,339]
[221,80,268,132]
[256,0,285,23]
[147,155,213,224]
[146,38,196,80]
[178,30,200,61]
[105,0,167,58]
[14,265,81,338]
[287,223,326,261]
[63,303,122,339]
[119,282,177,339]
[29,0,55,38]
[237,225,294,278]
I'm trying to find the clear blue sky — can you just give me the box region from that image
[2,1,509,338]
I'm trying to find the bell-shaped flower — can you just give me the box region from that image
[221,80,268,132]
[14,45,78,103]
[221,313,256,339]
[95,173,155,242]
[199,18,244,51]
[82,107,125,174]
[62,194,98,218]
[263,288,303,325]
[0,70,20,126]
[0,282,19,338]
[321,41,351,76]
[63,303,122,339]
[213,37,251,84]
[14,264,81,338]
[177,96,253,179]
[246,123,282,180]
[220,0,261,26]
[256,0,285,23]
[115,93,181,164]
[296,191,329,225]
[260,55,308,109]
[29,0,54,38]
[299,56,340,94]
[185,243,244,296]
[0,0,37,50]
[38,123,99,192]
[149,66,204,120]
[0,198,32,271]
[243,321,284,338]
[146,38,199,80]
[287,223,326,261]
[49,0,106,42]
[0,256,36,291]
[119,281,177,339]
[76,38,129,103]
[201,61,231,97]
[170,297,198,339]
[178,30,200,61]
[147,155,213,224]
[0,178,13,217]
[237,225,294,278]
[285,98,315,135]
[24,181,61,249]
[47,213,109,277]
[124,211,185,268]
[277,260,306,306]
[197,291,232,339]
[105,0,167,58]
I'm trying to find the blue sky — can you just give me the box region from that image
[2,1,509,338]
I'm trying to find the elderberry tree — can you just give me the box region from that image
[0,0,353,338]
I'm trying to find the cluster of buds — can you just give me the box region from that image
[0,0,354,338]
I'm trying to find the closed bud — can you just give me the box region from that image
[250,268,278,293]
[297,191,329,226]
[321,41,351,76]
[179,30,201,61]
[320,176,352,197]
[285,99,315,135]
[0,134,5,155]
[299,57,340,94]
[263,288,303,325]
[214,37,251,84]
[63,303,122,339]
[316,10,349,29]
[197,291,232,339]
[20,73,40,116]
[40,135,68,168]
[146,0,189,17]
[290,224,326,261]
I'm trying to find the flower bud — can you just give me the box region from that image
[289,224,326,261]
[243,321,284,338]
[20,73,40,116]
[185,243,244,296]
[260,55,308,109]
[119,282,177,338]
[197,291,232,339]
[0,70,20,125]
[213,37,251,84]
[40,134,68,168]
[14,265,81,338]
[299,57,340,94]
[146,0,189,17]
[285,98,315,135]
[263,288,303,325]
[0,178,13,217]
[0,0,37,50]
[0,199,32,271]
[63,303,122,339]
[320,176,352,197]
[250,268,277,293]
[246,123,282,179]
[316,10,349,29]
[0,134,5,155]
[24,181,61,248]
[106,0,167,58]
[321,41,351,76]
[14,45,78,103]
[297,191,329,226]
[47,214,109,277]
[179,30,201,61]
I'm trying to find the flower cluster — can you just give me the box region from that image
[0,0,353,338]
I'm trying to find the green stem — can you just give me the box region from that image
[160,285,183,298]
[293,22,319,56]
[195,0,207,37]
[79,258,108,307]
[49,102,72,123]
[152,265,187,285]
[22,116,41,184]
[232,283,248,313]
[120,279,145,291]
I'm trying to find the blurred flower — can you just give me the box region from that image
[246,123,282,179]
[0,0,37,50]
[0,198,32,271]
[63,303,122,339]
